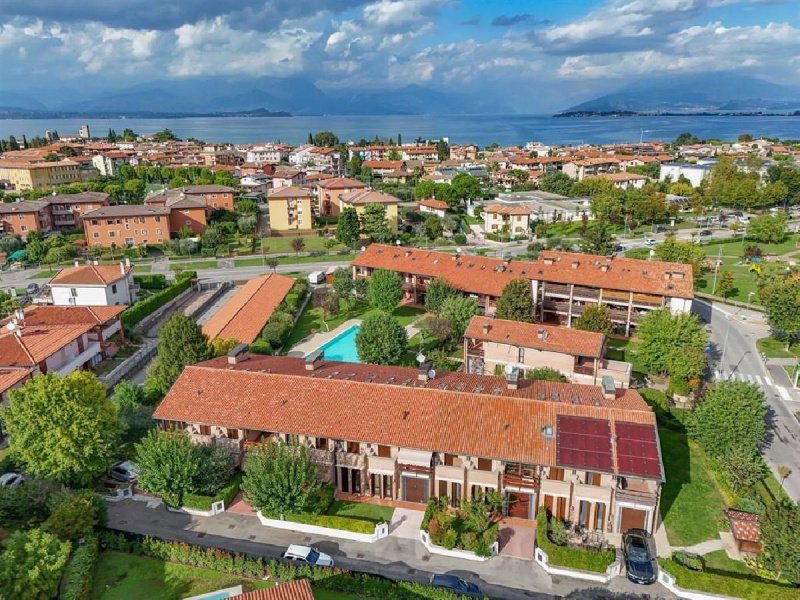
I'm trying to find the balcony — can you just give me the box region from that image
[367,455,396,475]
[503,472,539,490]
[466,469,499,488]
[572,286,600,301]
[53,342,101,376]
[574,362,595,376]
[336,451,365,468]
[542,300,570,313]
[607,309,629,322]
[631,294,663,308]
[545,284,571,297]
[615,485,657,505]
[436,464,466,482]
[310,448,334,465]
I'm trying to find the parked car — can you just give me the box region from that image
[26,283,39,295]
[0,472,24,488]
[429,575,482,597]
[698,229,712,237]
[623,529,658,585]
[282,544,334,567]
[108,460,139,483]
[644,237,657,246]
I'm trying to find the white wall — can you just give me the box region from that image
[659,164,709,188]
[51,274,133,306]
[669,297,693,314]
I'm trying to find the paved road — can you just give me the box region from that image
[106,499,673,600]
[693,299,800,501]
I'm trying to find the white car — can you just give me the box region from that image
[282,544,334,567]
[109,460,140,483]
[0,472,24,488]
[644,237,657,246]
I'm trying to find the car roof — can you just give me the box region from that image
[432,574,462,585]
[286,544,312,557]
[0,472,20,482]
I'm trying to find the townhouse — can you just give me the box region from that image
[153,353,664,534]
[0,200,52,239]
[49,262,136,306]
[145,185,235,213]
[418,198,449,219]
[245,144,291,165]
[464,316,631,388]
[483,203,532,236]
[338,189,400,232]
[46,191,110,229]
[83,205,172,247]
[401,146,439,161]
[362,160,406,177]
[267,186,314,232]
[316,177,367,216]
[352,245,693,335]
[348,145,389,162]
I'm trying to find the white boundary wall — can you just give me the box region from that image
[419,530,498,562]
[658,570,742,600]
[256,511,389,543]
[534,547,621,583]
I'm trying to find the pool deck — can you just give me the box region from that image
[287,319,362,357]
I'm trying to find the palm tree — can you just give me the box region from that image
[778,465,792,490]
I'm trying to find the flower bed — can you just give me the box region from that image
[421,497,500,558]
[535,509,616,573]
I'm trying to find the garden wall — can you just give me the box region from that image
[256,511,389,543]
[534,547,621,583]
[419,530,497,562]
[657,570,741,600]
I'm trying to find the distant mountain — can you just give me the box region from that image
[557,72,800,115]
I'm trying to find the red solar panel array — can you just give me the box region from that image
[556,415,613,473]
[615,421,663,480]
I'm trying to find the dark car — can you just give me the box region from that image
[430,575,482,597]
[698,229,712,237]
[623,529,657,585]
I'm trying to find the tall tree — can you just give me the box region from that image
[135,430,202,507]
[424,278,456,314]
[146,313,212,398]
[2,372,121,486]
[423,215,443,241]
[759,278,800,342]
[366,268,403,313]
[538,171,574,196]
[581,219,615,255]
[716,269,735,298]
[336,207,361,247]
[360,202,392,243]
[574,304,614,334]
[496,279,535,323]
[637,309,707,389]
[654,236,706,282]
[746,213,788,244]
[439,296,478,342]
[355,313,408,365]
[0,528,71,600]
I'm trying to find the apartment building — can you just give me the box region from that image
[464,316,631,388]
[0,200,52,238]
[272,169,306,189]
[49,262,136,306]
[596,172,648,190]
[145,185,235,213]
[245,144,291,165]
[153,353,663,533]
[362,160,406,177]
[0,159,83,190]
[352,245,693,334]
[82,205,171,247]
[267,186,314,231]
[46,192,110,229]
[562,158,620,181]
[339,189,400,232]
[483,204,532,236]
[316,177,367,216]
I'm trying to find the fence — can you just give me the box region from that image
[100,340,157,389]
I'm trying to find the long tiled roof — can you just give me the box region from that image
[154,356,659,477]
[0,323,94,367]
[465,316,605,358]
[0,200,49,214]
[1,305,125,328]
[46,192,109,204]
[50,263,130,286]
[484,203,533,215]
[340,189,400,205]
[202,274,295,343]
[0,368,32,395]
[317,177,366,190]
[230,579,313,600]
[83,205,171,218]
[268,186,314,199]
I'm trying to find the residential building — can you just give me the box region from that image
[352,245,693,334]
[339,189,399,231]
[449,144,479,161]
[153,353,663,533]
[464,317,631,388]
[2,304,126,345]
[83,205,172,247]
[245,144,291,165]
[46,191,110,229]
[272,169,306,189]
[562,158,620,181]
[362,160,406,177]
[92,152,132,176]
[267,187,314,231]
[49,262,136,306]
[316,177,367,216]
[418,198,448,219]
[401,146,438,161]
[483,203,532,237]
[0,368,32,443]
[0,159,83,190]
[0,200,52,238]
[145,185,235,213]
[659,162,713,188]
[202,273,295,344]
[596,172,648,190]
[348,145,389,162]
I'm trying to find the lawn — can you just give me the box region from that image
[327,500,395,524]
[91,551,272,600]
[604,337,647,374]
[694,256,761,304]
[757,337,800,359]
[169,260,218,271]
[260,236,346,253]
[234,253,356,268]
[31,269,59,278]
[132,265,151,273]
[700,233,800,256]
[658,426,728,547]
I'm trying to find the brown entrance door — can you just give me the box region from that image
[620,507,647,532]
[403,476,428,503]
[507,492,532,519]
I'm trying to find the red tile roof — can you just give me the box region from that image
[268,186,314,199]
[230,579,313,600]
[153,356,658,475]
[0,305,125,328]
[50,263,131,286]
[340,189,400,206]
[418,198,449,211]
[317,177,367,190]
[484,203,533,216]
[0,368,32,395]
[465,316,605,358]
[202,274,295,343]
[726,510,761,543]
[0,323,95,367]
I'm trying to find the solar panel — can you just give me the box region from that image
[615,422,662,480]
[556,415,613,473]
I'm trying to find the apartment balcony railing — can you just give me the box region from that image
[502,473,539,490]
[574,364,595,376]
[615,486,658,505]
[54,342,101,376]
[572,286,600,300]
[545,284,571,297]
[631,294,663,308]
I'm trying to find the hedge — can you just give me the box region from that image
[121,271,196,330]
[133,274,168,290]
[281,511,376,535]
[535,508,616,573]
[59,535,99,600]
[182,473,242,512]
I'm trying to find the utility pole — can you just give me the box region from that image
[711,246,722,295]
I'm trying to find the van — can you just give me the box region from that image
[307,271,325,284]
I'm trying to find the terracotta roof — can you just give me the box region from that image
[202,274,295,343]
[184,185,234,193]
[46,192,109,205]
[465,316,605,358]
[82,205,171,218]
[0,201,49,214]
[1,305,125,328]
[230,579,313,600]
[154,356,656,473]
[726,510,761,543]
[0,323,95,367]
[419,198,449,210]
[316,177,364,190]
[363,160,404,170]
[273,169,303,178]
[50,263,131,286]
[340,189,399,206]
[484,203,533,216]
[268,186,314,199]
[597,172,649,182]
[0,368,32,395]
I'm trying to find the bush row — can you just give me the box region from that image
[182,472,242,512]
[133,274,168,290]
[535,508,616,573]
[121,271,196,330]
[59,536,99,600]
[281,511,377,534]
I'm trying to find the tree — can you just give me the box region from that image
[2,372,120,486]
[0,528,71,600]
[669,181,694,196]
[311,131,339,147]
[674,132,700,146]
[525,367,567,382]
[201,226,226,252]
[291,237,306,255]
[0,233,22,255]
[439,296,477,342]
[716,269,735,298]
[762,181,789,207]
[146,313,212,398]
[209,337,240,357]
[450,173,481,202]
[112,379,147,409]
[367,268,403,313]
[574,304,614,334]
[360,202,392,243]
[266,257,279,272]
[581,219,615,255]
[386,148,401,161]
[135,430,202,507]
[690,381,766,459]
[654,236,706,282]
[424,278,456,314]
[348,153,362,177]
[336,207,361,247]
[423,215,443,241]
[194,445,235,496]
[355,313,408,365]
[43,491,105,541]
[241,442,321,517]
[436,139,449,161]
[716,447,766,493]
[312,288,340,320]
[537,172,574,196]
[237,215,257,235]
[759,500,800,583]
[496,279,535,322]
[760,278,800,342]
[423,315,453,343]
[153,128,179,142]
[332,267,354,303]
[746,213,788,244]
[637,309,707,389]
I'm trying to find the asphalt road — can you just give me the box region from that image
[693,299,800,501]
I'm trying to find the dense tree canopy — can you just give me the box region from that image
[746,213,788,244]
[424,278,457,314]
[537,171,574,196]
[496,279,535,322]
[360,202,392,243]
[574,304,614,335]
[336,207,361,247]
[0,528,71,600]
[654,236,706,282]
[356,313,408,365]
[760,500,800,583]
[366,268,403,313]
[637,309,707,391]
[135,430,202,507]
[439,296,478,342]
[146,313,212,398]
[759,278,800,341]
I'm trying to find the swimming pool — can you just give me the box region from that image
[318,324,361,363]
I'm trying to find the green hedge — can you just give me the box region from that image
[281,511,376,534]
[121,271,196,330]
[535,509,616,573]
[133,274,168,290]
[182,473,242,512]
[59,535,99,600]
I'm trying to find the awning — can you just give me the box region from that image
[397,448,433,467]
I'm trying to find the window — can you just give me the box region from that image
[155,216,161,222]
[594,503,606,531]
[109,231,116,238]
[477,457,492,471]
[156,228,162,234]
[285,434,299,446]
[111,284,117,294]
[93,232,100,238]
[315,437,328,450]
[20,225,27,232]
[584,472,601,486]
[199,424,211,436]
[226,428,239,439]
[443,453,456,466]
[518,347,525,363]
[70,288,77,297]
[548,467,564,481]
[92,220,98,225]
[347,441,360,454]
[377,445,391,458]
[505,462,536,479]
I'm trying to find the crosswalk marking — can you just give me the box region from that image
[713,369,796,402]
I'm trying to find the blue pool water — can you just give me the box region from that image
[319,325,361,363]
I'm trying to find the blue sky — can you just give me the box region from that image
[0,0,798,111]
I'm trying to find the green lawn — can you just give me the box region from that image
[169,260,218,271]
[700,233,800,256]
[327,500,395,524]
[658,427,728,547]
[234,253,356,268]
[260,236,346,253]
[314,591,360,600]
[757,337,800,359]
[694,256,761,304]
[132,265,151,273]
[91,551,272,600]
[604,338,647,374]
[31,269,59,278]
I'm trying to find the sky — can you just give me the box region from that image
[1,0,799,112]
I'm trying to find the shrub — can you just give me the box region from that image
[44,491,105,541]
[315,485,335,515]
[182,472,243,512]
[60,535,99,600]
[283,512,376,534]
[535,509,616,573]
[121,274,194,330]
[673,551,705,571]
[249,339,272,355]
[453,233,467,244]
[133,274,168,290]
[526,367,567,382]
[193,445,235,496]
[548,517,569,545]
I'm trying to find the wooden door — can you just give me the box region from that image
[507,492,532,519]
[620,507,647,532]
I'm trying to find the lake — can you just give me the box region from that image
[2,114,800,147]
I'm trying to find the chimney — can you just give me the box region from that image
[506,366,520,390]
[482,321,490,335]
[537,328,548,341]
[304,348,324,371]
[417,359,433,382]
[227,343,249,365]
[543,256,554,265]
[571,260,579,269]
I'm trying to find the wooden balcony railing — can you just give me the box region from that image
[503,473,539,489]
[572,286,600,300]
[545,284,571,297]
